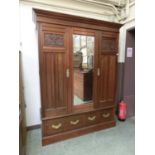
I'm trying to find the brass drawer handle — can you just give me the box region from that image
[66,68,70,78]
[88,116,96,121]
[70,120,79,125]
[51,123,62,129]
[102,113,110,118]
[97,68,100,76]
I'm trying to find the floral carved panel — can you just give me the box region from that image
[44,33,64,47]
[102,38,115,51]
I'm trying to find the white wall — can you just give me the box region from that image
[20,1,135,126]
[20,4,41,126]
[20,0,116,22]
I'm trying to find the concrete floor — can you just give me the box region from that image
[26,117,135,155]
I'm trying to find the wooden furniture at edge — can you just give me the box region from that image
[19,52,26,155]
[34,9,122,145]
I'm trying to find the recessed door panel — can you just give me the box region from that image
[97,32,118,107]
[39,24,70,117]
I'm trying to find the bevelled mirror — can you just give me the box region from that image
[73,34,94,106]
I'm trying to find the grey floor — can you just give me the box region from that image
[27,117,135,155]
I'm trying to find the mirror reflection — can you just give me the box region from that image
[73,34,94,106]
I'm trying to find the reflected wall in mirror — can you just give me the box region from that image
[73,34,95,106]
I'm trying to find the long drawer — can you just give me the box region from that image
[43,114,84,136]
[43,108,114,136]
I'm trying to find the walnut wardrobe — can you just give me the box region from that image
[34,9,122,145]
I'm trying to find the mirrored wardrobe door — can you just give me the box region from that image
[72,30,96,107]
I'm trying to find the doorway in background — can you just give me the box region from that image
[123,28,135,117]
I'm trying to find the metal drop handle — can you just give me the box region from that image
[97,68,100,76]
[51,123,62,129]
[102,113,110,118]
[88,116,96,121]
[70,120,79,125]
[66,68,70,78]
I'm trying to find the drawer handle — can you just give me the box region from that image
[66,68,70,78]
[70,120,79,125]
[51,123,62,129]
[97,68,100,76]
[102,113,110,118]
[88,116,96,121]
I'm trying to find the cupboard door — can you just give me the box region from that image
[39,24,71,117]
[97,32,118,107]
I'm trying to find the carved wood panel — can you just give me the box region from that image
[102,38,115,51]
[44,33,64,47]
[101,32,117,53]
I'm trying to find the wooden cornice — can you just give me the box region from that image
[34,9,122,32]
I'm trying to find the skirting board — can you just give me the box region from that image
[27,124,41,131]
[42,121,116,145]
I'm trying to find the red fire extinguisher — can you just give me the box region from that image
[118,100,127,121]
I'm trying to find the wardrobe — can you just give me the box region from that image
[34,9,122,145]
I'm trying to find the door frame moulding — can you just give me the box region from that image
[34,9,122,32]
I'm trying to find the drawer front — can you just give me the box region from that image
[44,118,66,136]
[43,108,114,136]
[85,111,100,126]
[43,114,84,136]
[99,108,114,122]
[66,114,84,131]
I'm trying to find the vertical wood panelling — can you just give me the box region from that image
[97,32,117,107]
[41,54,48,110]
[55,53,65,108]
[51,54,55,108]
[39,24,70,116]
[42,52,66,110]
[54,53,59,109]
[107,55,116,102]
[98,55,117,106]
[46,53,53,108]
[99,56,108,102]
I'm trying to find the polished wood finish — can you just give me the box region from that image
[34,9,121,145]
[39,23,71,117]
[34,9,121,32]
[97,32,118,108]
[74,69,93,101]
[43,114,85,136]
[42,121,116,145]
[42,107,115,145]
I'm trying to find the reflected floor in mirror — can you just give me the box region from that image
[74,95,92,105]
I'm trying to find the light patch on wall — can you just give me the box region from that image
[127,47,133,57]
